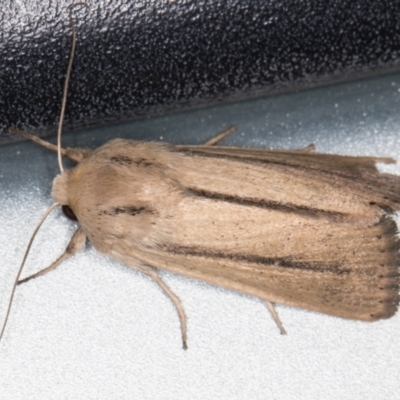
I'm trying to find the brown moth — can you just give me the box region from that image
[1,4,400,349]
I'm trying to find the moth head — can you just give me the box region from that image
[51,171,77,221]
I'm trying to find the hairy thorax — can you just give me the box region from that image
[51,140,186,253]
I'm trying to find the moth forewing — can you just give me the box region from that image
[50,138,400,329]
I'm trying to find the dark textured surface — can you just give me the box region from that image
[1,0,400,142]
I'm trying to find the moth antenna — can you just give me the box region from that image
[0,2,90,343]
[57,2,89,173]
[0,203,59,342]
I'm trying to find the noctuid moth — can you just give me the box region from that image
[1,3,399,349]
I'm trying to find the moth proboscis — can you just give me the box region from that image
[2,3,400,349]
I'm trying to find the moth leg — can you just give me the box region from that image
[295,143,316,153]
[265,301,287,335]
[203,127,316,152]
[17,227,87,285]
[137,265,188,350]
[9,127,89,163]
[203,125,236,146]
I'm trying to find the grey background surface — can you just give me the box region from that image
[1,71,400,399]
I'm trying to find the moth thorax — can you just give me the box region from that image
[51,172,70,205]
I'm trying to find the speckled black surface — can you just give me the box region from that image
[1,0,400,142]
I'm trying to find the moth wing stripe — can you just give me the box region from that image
[186,187,347,218]
[158,244,349,274]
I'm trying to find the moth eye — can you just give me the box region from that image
[62,205,78,221]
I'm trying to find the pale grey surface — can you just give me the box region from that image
[1,73,400,399]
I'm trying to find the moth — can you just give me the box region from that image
[1,4,399,349]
